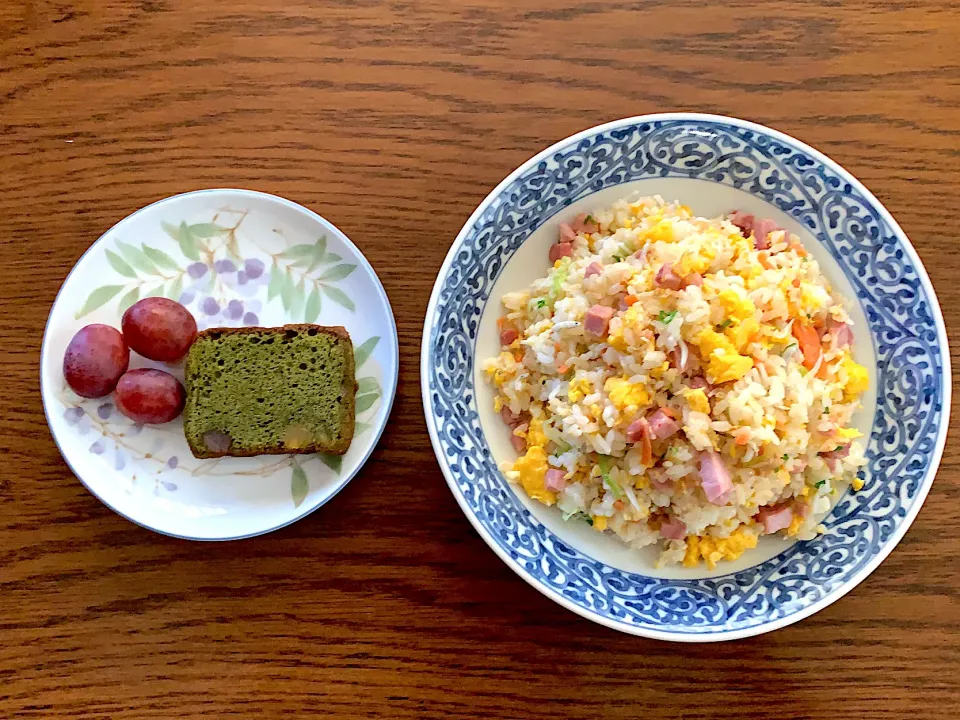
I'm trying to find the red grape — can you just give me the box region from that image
[121,297,197,362]
[114,369,185,424]
[63,324,129,398]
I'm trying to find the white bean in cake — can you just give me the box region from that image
[483,196,870,569]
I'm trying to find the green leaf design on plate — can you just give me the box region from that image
[355,421,371,435]
[291,462,309,507]
[353,336,379,369]
[76,285,125,319]
[281,244,316,261]
[280,267,296,311]
[289,277,306,318]
[106,249,137,278]
[142,245,180,271]
[355,392,379,414]
[143,285,166,299]
[189,223,228,238]
[319,454,342,474]
[306,235,328,272]
[304,286,321,323]
[357,377,379,394]
[319,264,356,282]
[322,285,354,312]
[325,253,343,264]
[116,240,158,274]
[166,274,184,303]
[267,262,283,301]
[176,222,201,261]
[118,287,140,313]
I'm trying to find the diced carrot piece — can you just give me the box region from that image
[640,430,653,467]
[624,294,639,307]
[790,241,808,257]
[557,364,569,374]
[497,317,505,329]
[758,252,772,270]
[792,321,821,370]
[792,277,802,288]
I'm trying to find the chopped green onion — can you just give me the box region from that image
[719,319,733,330]
[612,255,622,263]
[536,299,546,308]
[584,214,597,225]
[597,456,624,499]
[815,480,827,489]
[782,454,789,461]
[562,510,593,525]
[658,309,678,325]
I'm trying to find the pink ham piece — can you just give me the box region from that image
[669,346,687,371]
[499,327,519,346]
[729,210,755,237]
[827,318,854,348]
[752,218,780,250]
[584,304,614,337]
[584,262,603,278]
[572,213,600,234]
[647,408,680,440]
[558,222,576,243]
[689,375,711,391]
[755,502,794,534]
[549,242,573,263]
[654,263,683,290]
[500,405,521,426]
[683,272,704,288]
[544,469,567,492]
[510,434,526,453]
[698,449,734,505]
[659,517,687,540]
[625,418,648,443]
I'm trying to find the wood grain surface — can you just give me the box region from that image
[2,1,959,717]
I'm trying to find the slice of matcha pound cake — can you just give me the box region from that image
[183,325,356,458]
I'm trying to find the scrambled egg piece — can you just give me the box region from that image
[568,378,592,403]
[786,513,804,536]
[718,289,755,320]
[725,316,759,352]
[643,218,676,243]
[837,427,863,441]
[606,304,644,353]
[526,415,547,447]
[592,515,608,531]
[841,355,869,401]
[513,446,557,505]
[852,477,865,491]
[683,388,711,415]
[697,330,753,384]
[493,396,503,413]
[604,377,651,412]
[683,527,759,569]
[677,244,715,275]
[485,351,518,387]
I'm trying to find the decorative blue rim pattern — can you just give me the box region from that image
[421,114,949,641]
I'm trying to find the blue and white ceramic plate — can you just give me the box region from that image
[42,189,398,540]
[421,114,949,641]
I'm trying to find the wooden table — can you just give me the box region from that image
[2,1,958,717]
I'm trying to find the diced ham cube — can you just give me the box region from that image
[558,222,576,243]
[752,218,780,250]
[499,327,519,346]
[544,469,567,492]
[654,263,683,290]
[698,449,734,505]
[827,318,854,348]
[689,375,711,391]
[549,242,573,263]
[756,503,794,534]
[584,304,614,336]
[647,408,681,440]
[584,262,603,278]
[572,213,600,234]
[729,210,755,237]
[683,272,703,287]
[500,405,521,426]
[510,434,526,453]
[659,517,687,540]
[625,418,648,443]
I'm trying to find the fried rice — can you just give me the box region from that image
[483,195,870,569]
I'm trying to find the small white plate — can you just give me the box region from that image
[41,189,398,540]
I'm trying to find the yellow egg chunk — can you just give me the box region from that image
[568,378,592,403]
[593,515,608,531]
[683,388,711,415]
[526,415,547,448]
[707,351,754,385]
[604,377,650,411]
[725,315,760,352]
[683,528,758,569]
[842,355,870,400]
[512,446,557,505]
[837,427,863,441]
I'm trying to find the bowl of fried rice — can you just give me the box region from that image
[421,113,949,640]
